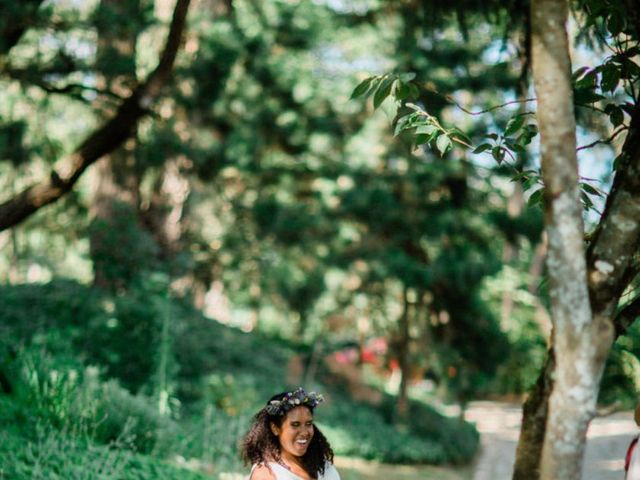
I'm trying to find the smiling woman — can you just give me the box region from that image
[241,388,341,480]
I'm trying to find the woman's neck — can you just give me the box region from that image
[280,450,304,467]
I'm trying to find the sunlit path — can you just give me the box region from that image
[466,401,637,480]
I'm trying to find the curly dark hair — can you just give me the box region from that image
[241,391,334,479]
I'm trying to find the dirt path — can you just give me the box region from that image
[465,401,637,480]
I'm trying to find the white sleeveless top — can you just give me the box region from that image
[249,461,340,480]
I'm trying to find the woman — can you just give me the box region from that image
[241,387,341,480]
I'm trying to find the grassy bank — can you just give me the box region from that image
[0,280,479,478]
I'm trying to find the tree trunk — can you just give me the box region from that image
[512,350,554,480]
[142,158,191,262]
[521,1,617,478]
[396,285,411,422]
[90,0,142,289]
[531,0,602,478]
[513,66,640,480]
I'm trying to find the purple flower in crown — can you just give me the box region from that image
[265,387,324,416]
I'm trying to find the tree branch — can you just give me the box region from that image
[0,0,191,232]
[8,73,124,103]
[576,126,627,152]
[586,100,640,315]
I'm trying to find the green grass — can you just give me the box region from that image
[0,279,481,477]
[0,421,211,480]
[335,456,472,480]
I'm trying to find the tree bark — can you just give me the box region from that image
[0,0,191,232]
[513,87,640,480]
[396,285,411,421]
[513,2,640,478]
[90,0,143,289]
[531,1,608,478]
[512,349,554,480]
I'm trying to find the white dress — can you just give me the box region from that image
[249,461,340,480]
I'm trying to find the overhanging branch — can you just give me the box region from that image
[0,0,191,232]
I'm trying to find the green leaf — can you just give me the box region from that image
[527,188,544,208]
[472,143,491,154]
[407,83,419,100]
[415,124,438,136]
[574,88,605,105]
[435,134,452,155]
[504,140,526,154]
[400,72,416,82]
[600,64,621,93]
[394,115,412,136]
[572,66,591,81]
[575,70,596,89]
[491,146,505,164]
[607,12,624,36]
[623,59,640,78]
[373,76,395,109]
[351,76,376,99]
[606,105,624,128]
[391,78,400,96]
[395,81,411,101]
[450,128,471,145]
[522,176,540,191]
[581,183,602,197]
[415,134,430,145]
[504,116,525,136]
[581,191,594,210]
[613,153,623,171]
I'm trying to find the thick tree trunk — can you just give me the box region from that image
[515,1,640,478]
[144,159,191,258]
[0,0,191,232]
[512,350,554,480]
[531,1,608,478]
[90,0,142,289]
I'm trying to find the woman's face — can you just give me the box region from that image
[272,406,315,459]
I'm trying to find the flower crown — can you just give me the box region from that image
[265,388,324,416]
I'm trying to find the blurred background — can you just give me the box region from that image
[0,0,637,478]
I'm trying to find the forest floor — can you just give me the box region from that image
[334,401,637,480]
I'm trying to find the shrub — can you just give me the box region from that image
[321,399,450,464]
[92,380,176,455]
[177,405,249,473]
[7,346,175,455]
[0,419,211,480]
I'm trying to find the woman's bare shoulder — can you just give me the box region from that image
[249,464,276,480]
